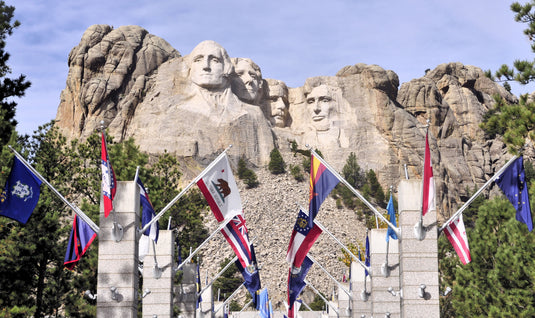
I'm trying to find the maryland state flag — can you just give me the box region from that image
[64,215,97,269]
[0,157,42,224]
[308,153,339,225]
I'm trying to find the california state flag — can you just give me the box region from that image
[196,154,242,222]
[422,131,435,216]
[444,214,471,265]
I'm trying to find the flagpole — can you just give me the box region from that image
[307,254,352,299]
[438,155,519,233]
[140,145,233,234]
[416,123,430,241]
[175,217,233,271]
[8,146,99,233]
[312,218,371,276]
[214,283,245,314]
[303,279,340,315]
[308,148,400,238]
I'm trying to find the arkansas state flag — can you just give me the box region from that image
[422,131,435,216]
[286,209,322,268]
[0,157,42,224]
[197,154,242,222]
[101,132,116,218]
[444,214,471,265]
[309,153,339,225]
[495,156,533,232]
[64,215,97,270]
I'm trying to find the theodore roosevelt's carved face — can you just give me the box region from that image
[232,58,263,103]
[267,83,289,127]
[306,85,336,131]
[189,41,231,90]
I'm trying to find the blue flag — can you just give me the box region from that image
[257,288,271,318]
[196,263,202,308]
[235,244,261,302]
[496,156,533,232]
[137,177,159,242]
[288,256,313,313]
[365,233,370,276]
[0,157,42,224]
[64,215,97,269]
[386,193,398,241]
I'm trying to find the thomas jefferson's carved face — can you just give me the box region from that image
[307,85,335,131]
[268,84,289,127]
[232,59,262,103]
[189,41,227,89]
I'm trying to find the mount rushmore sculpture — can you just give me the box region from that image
[54,24,521,218]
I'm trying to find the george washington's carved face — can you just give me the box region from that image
[189,41,228,89]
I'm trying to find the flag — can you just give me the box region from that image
[137,177,159,261]
[422,131,435,216]
[308,153,339,225]
[286,209,323,268]
[495,156,533,232]
[288,256,313,318]
[101,132,116,218]
[64,215,97,269]
[365,233,370,277]
[257,288,271,318]
[223,304,229,318]
[0,156,42,224]
[196,263,202,308]
[386,193,398,241]
[221,214,255,270]
[444,214,471,265]
[235,244,261,301]
[197,153,242,222]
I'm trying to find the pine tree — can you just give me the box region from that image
[0,1,30,148]
[268,147,285,174]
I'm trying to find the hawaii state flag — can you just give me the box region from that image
[286,209,322,268]
[64,215,97,269]
[101,132,116,218]
[222,214,254,269]
[444,214,471,265]
[495,156,533,232]
[197,154,242,222]
[422,131,435,216]
[0,157,42,224]
[287,256,313,318]
[309,153,339,225]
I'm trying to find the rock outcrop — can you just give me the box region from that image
[54,25,523,305]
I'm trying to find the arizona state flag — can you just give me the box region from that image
[197,154,242,222]
[308,153,339,225]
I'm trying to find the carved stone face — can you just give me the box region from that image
[189,41,227,89]
[268,84,289,127]
[232,59,262,103]
[306,85,336,131]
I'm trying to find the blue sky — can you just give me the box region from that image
[6,0,535,136]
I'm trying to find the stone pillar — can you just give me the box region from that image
[337,283,351,317]
[398,180,440,318]
[370,229,400,318]
[175,262,198,316]
[350,261,371,317]
[97,181,140,317]
[199,284,213,317]
[142,230,175,318]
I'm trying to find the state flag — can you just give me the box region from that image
[444,214,471,265]
[287,256,313,318]
[496,156,533,231]
[0,156,42,224]
[386,193,398,241]
[101,132,116,218]
[422,131,435,216]
[137,176,159,261]
[286,209,322,268]
[64,215,97,269]
[309,153,339,225]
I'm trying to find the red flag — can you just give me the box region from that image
[101,132,116,218]
[444,214,471,265]
[422,131,435,216]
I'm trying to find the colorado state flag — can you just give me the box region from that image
[308,153,339,225]
[0,157,42,224]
